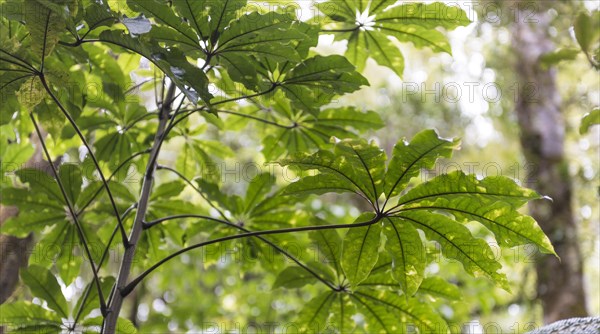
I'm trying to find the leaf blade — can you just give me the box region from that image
[341,213,382,288]
[20,265,68,318]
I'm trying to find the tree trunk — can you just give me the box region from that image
[511,3,588,323]
[1,131,55,334]
[0,131,53,304]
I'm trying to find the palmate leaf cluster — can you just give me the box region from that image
[0,0,555,332]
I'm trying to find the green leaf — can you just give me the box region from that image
[281,150,360,197]
[205,0,247,43]
[375,3,471,29]
[170,0,210,42]
[174,138,232,182]
[382,217,424,296]
[195,179,237,213]
[29,221,88,285]
[333,139,386,203]
[295,292,336,333]
[384,129,460,200]
[247,184,298,218]
[341,213,381,288]
[83,3,117,32]
[282,55,369,114]
[242,104,382,160]
[0,301,62,329]
[15,168,62,204]
[33,99,68,139]
[574,11,600,54]
[317,1,355,23]
[83,316,137,334]
[1,211,65,237]
[375,23,452,54]
[307,107,385,133]
[394,171,555,255]
[58,164,82,205]
[74,276,115,319]
[281,139,385,205]
[359,270,399,288]
[345,30,369,73]
[214,13,312,90]
[309,221,342,277]
[273,266,318,289]
[580,107,600,134]
[324,2,465,76]
[368,0,397,15]
[128,0,198,45]
[216,53,263,91]
[244,173,275,213]
[1,193,66,236]
[397,171,540,208]
[217,12,304,60]
[1,149,32,176]
[539,48,581,68]
[352,288,448,333]
[99,29,212,103]
[20,265,69,318]
[364,31,405,77]
[150,181,185,201]
[328,293,357,333]
[418,276,462,300]
[169,0,246,49]
[23,0,70,59]
[94,131,137,165]
[395,210,510,290]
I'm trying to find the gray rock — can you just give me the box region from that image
[526,317,600,334]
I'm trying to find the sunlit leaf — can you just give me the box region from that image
[20,265,69,318]
[341,213,381,288]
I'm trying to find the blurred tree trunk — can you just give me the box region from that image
[510,2,588,323]
[0,131,53,305]
[0,207,32,304]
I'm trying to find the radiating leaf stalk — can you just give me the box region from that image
[39,10,52,73]
[29,112,108,316]
[143,214,340,290]
[37,74,130,247]
[122,212,384,295]
[0,49,39,73]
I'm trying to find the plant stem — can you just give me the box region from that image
[102,83,177,334]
